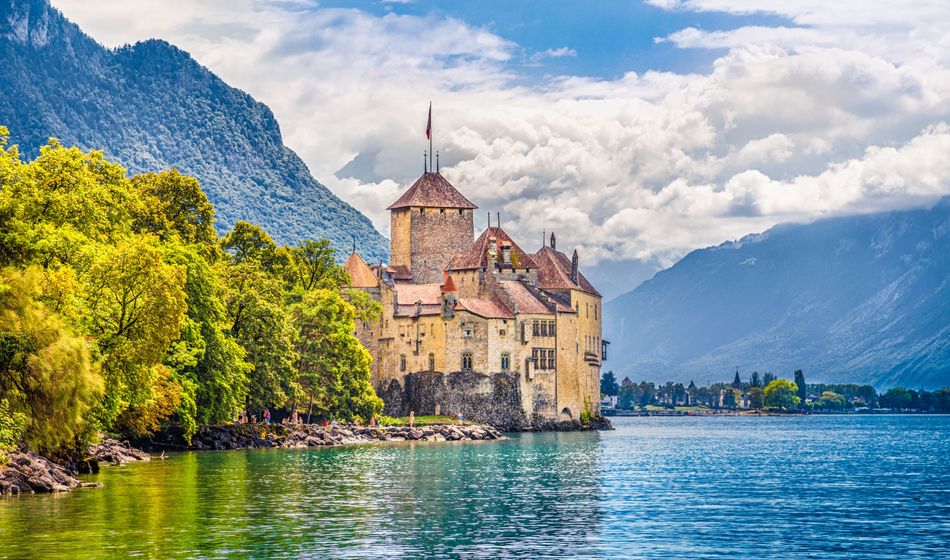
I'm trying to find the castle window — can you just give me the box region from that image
[548,320,556,337]
[419,208,424,214]
[461,352,473,371]
[463,325,473,338]
[428,353,435,371]
[499,328,507,337]
[540,321,548,337]
[532,320,540,337]
[400,354,407,372]
[440,208,445,214]
[594,305,598,320]
[547,350,556,370]
[501,352,511,371]
[459,209,463,215]
[399,326,405,337]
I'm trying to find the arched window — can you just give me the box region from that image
[428,353,435,371]
[400,354,407,372]
[461,352,473,371]
[500,352,511,371]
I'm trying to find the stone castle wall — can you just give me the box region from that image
[407,207,474,284]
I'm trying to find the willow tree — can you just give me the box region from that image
[0,267,102,454]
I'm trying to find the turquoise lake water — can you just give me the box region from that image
[1,415,948,558]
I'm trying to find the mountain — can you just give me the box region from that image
[0,0,388,261]
[604,200,950,389]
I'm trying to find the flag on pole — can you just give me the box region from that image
[426,102,432,140]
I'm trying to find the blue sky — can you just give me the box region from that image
[316,0,789,78]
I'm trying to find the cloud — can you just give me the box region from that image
[49,0,950,275]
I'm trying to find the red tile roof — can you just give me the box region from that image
[395,283,443,306]
[386,264,411,281]
[344,252,378,288]
[456,297,514,319]
[447,227,539,272]
[533,246,600,297]
[499,280,553,315]
[387,172,478,210]
[441,273,458,293]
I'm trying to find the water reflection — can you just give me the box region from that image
[0,432,604,559]
[3,417,948,559]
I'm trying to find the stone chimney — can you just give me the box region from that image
[550,232,556,251]
[571,249,579,284]
[501,242,512,265]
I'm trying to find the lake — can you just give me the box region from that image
[2,415,948,558]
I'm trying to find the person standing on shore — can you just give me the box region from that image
[409,411,415,428]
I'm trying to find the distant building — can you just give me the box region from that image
[346,170,604,427]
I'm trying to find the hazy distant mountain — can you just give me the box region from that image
[605,200,950,389]
[0,0,388,261]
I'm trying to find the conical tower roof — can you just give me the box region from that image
[387,172,477,210]
[344,251,378,288]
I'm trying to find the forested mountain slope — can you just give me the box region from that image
[0,0,388,261]
[605,200,950,389]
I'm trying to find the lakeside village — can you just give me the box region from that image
[598,370,950,415]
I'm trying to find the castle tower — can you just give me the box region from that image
[387,172,477,284]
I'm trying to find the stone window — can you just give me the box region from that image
[400,354,407,372]
[499,328,507,337]
[399,326,405,337]
[532,320,540,337]
[531,348,555,370]
[461,352,473,371]
[462,324,474,338]
[594,304,598,320]
[458,209,463,215]
[500,352,510,371]
[428,353,435,371]
[548,320,556,337]
[540,321,548,337]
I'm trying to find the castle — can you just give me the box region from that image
[345,170,605,428]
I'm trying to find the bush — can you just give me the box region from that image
[0,398,26,464]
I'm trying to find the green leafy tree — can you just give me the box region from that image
[82,237,188,433]
[600,370,619,397]
[223,261,297,413]
[764,379,800,410]
[0,267,103,454]
[880,387,913,410]
[818,391,846,410]
[131,169,217,250]
[748,387,764,409]
[292,239,348,292]
[0,398,26,463]
[291,289,382,422]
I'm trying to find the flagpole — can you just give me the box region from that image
[429,102,433,173]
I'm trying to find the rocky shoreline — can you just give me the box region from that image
[2,418,609,495]
[135,422,506,451]
[0,438,150,495]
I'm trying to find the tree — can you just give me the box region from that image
[223,260,298,414]
[131,169,217,249]
[794,369,807,408]
[292,239,348,292]
[291,289,382,422]
[723,387,741,409]
[764,379,800,410]
[82,237,188,433]
[748,387,764,409]
[818,391,846,410]
[0,267,103,454]
[880,387,912,410]
[600,371,619,397]
[750,371,760,388]
[763,372,776,385]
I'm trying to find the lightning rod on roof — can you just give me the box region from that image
[436,150,440,172]
[423,151,427,173]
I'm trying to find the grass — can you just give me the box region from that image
[378,415,468,426]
